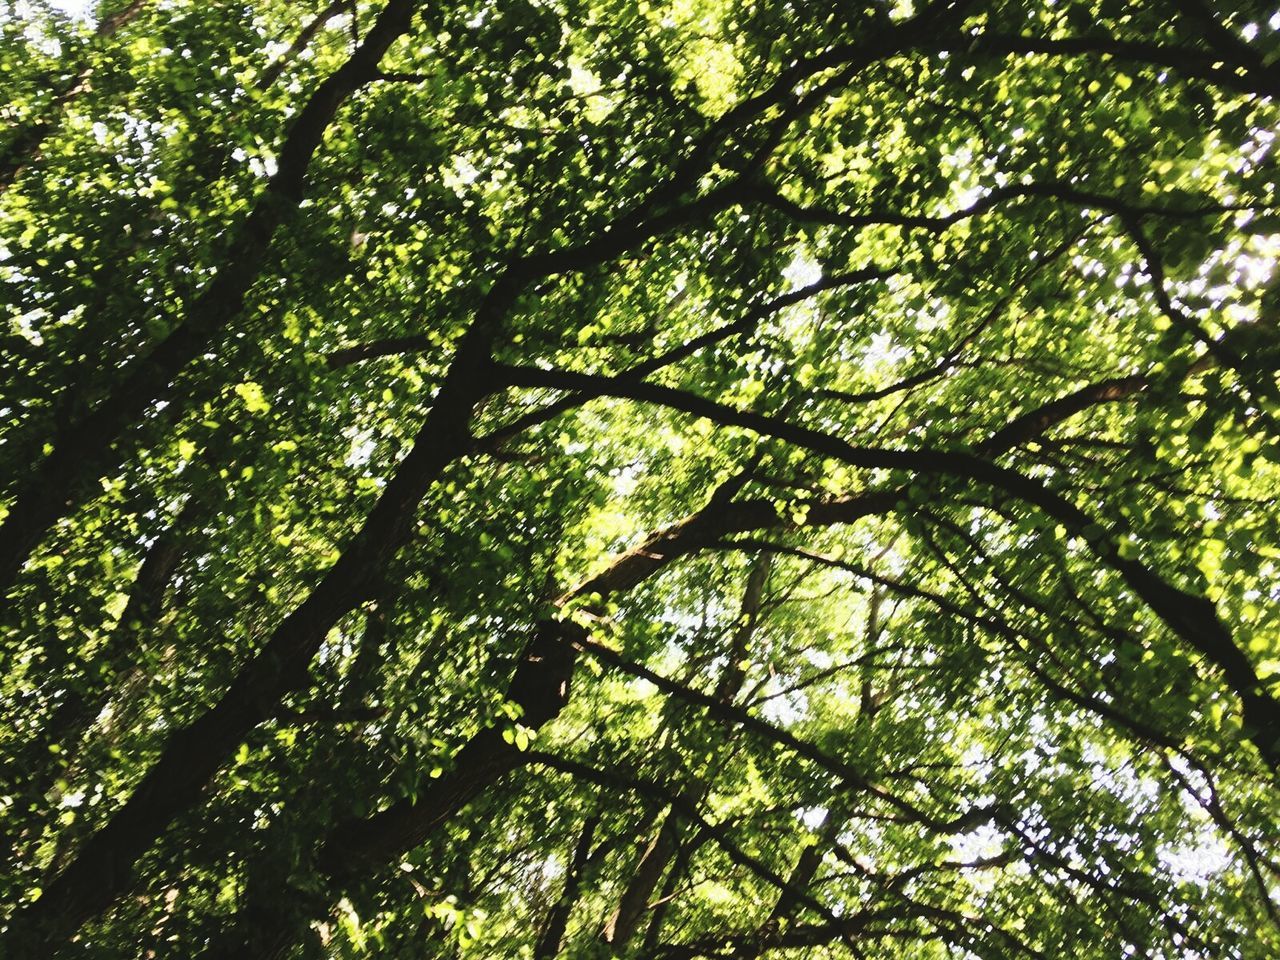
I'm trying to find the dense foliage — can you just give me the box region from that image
[2,0,1279,957]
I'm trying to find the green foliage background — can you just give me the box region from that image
[1,0,1279,957]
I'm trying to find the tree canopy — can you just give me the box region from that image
[2,0,1279,957]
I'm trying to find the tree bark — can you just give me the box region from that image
[200,618,583,959]
[500,362,1280,768]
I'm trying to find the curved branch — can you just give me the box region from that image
[497,361,1280,768]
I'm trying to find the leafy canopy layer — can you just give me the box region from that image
[1,0,1279,958]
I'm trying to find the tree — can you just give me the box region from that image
[1,0,1278,956]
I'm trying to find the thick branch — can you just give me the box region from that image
[499,362,1280,767]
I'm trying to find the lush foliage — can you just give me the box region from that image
[2,0,1279,957]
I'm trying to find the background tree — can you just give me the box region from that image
[1,0,1279,957]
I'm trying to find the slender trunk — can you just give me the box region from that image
[604,555,771,951]
[0,318,492,956]
[533,813,600,960]
[201,618,582,959]
[0,0,421,599]
[692,810,847,960]
[636,831,705,957]
[255,0,350,92]
[858,583,885,721]
[603,816,684,950]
